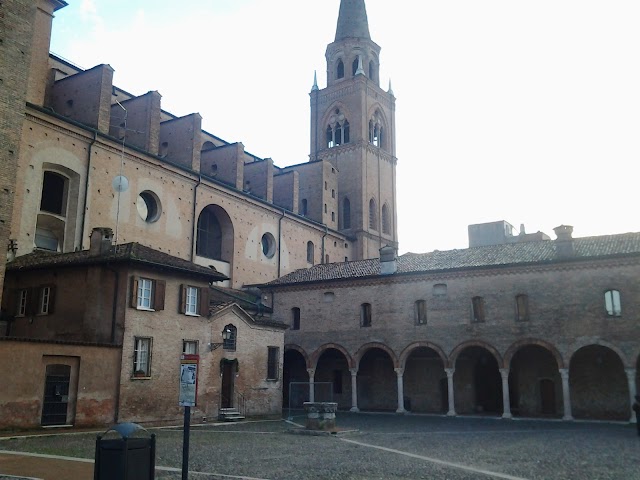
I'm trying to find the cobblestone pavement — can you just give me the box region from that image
[0,412,638,479]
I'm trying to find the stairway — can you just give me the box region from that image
[218,407,245,422]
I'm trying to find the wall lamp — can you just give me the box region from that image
[208,326,232,351]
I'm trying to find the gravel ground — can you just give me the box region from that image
[1,412,639,480]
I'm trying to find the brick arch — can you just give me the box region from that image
[367,104,389,130]
[310,343,354,370]
[321,101,352,128]
[399,342,447,369]
[503,339,565,370]
[285,344,311,369]
[568,339,629,368]
[355,342,399,369]
[448,340,502,369]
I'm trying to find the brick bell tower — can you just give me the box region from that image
[310,0,398,260]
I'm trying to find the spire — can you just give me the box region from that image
[355,56,365,76]
[388,79,394,96]
[311,70,319,91]
[335,0,371,41]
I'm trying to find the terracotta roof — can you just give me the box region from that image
[7,243,228,281]
[262,232,640,287]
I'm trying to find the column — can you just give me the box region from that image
[445,368,456,416]
[559,368,573,420]
[395,368,405,414]
[626,368,637,423]
[307,368,315,403]
[500,368,512,419]
[350,368,359,412]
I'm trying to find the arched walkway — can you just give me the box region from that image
[357,347,397,412]
[403,346,447,413]
[570,345,629,420]
[283,348,309,409]
[314,348,351,408]
[453,345,502,415]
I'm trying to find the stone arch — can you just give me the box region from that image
[321,102,352,130]
[355,342,398,369]
[448,340,502,369]
[311,343,354,370]
[285,344,311,369]
[568,338,629,367]
[504,339,565,369]
[195,204,234,264]
[399,342,447,369]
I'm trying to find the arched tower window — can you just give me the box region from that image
[369,198,377,230]
[326,109,350,149]
[337,59,344,79]
[352,57,359,76]
[381,203,390,235]
[369,111,385,149]
[301,199,308,216]
[307,241,315,264]
[369,61,376,82]
[342,198,351,229]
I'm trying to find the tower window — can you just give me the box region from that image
[369,198,377,230]
[360,303,372,327]
[337,59,344,79]
[604,289,621,317]
[326,115,350,149]
[307,241,315,264]
[382,203,390,235]
[301,199,308,216]
[369,60,377,83]
[196,207,223,260]
[352,57,359,76]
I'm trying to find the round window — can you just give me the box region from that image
[136,191,162,223]
[261,233,276,258]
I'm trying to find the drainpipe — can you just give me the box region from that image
[80,130,98,250]
[190,175,202,262]
[277,208,286,277]
[321,224,328,264]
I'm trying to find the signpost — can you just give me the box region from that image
[179,354,199,480]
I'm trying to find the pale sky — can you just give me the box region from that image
[49,0,640,255]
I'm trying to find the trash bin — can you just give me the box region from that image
[94,422,156,480]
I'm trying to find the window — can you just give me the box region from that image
[307,241,315,264]
[196,206,222,260]
[342,198,351,229]
[223,324,237,351]
[16,289,27,317]
[331,189,335,199]
[133,337,151,377]
[369,199,377,230]
[604,290,621,317]
[136,191,162,223]
[324,204,327,213]
[433,284,448,296]
[130,277,165,311]
[382,203,390,234]
[360,303,372,327]
[331,212,335,222]
[301,199,308,216]
[291,308,300,330]
[352,57,359,76]
[369,113,384,148]
[516,294,529,322]
[326,110,350,148]
[180,285,209,316]
[324,292,335,303]
[337,59,344,79]
[267,346,279,380]
[472,296,485,323]
[183,340,198,354]
[261,233,276,258]
[369,60,377,82]
[325,254,330,263]
[38,286,52,315]
[415,300,427,325]
[40,171,67,216]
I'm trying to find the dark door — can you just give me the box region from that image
[540,379,556,415]
[42,364,71,426]
[221,361,234,408]
[439,377,449,413]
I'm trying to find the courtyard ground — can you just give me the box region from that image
[0,412,638,479]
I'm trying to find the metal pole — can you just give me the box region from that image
[182,406,190,480]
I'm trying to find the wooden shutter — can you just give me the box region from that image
[4,289,17,316]
[179,284,187,314]
[198,286,210,316]
[47,286,56,314]
[153,280,165,311]
[130,276,139,308]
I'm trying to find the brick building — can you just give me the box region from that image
[261,226,640,422]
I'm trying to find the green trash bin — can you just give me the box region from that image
[94,422,156,480]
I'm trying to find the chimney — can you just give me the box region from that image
[379,245,397,275]
[553,225,574,258]
[89,227,114,256]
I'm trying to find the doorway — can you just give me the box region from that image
[41,364,71,426]
[221,360,235,408]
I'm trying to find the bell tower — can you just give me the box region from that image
[310,0,398,260]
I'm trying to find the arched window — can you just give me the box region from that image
[326,110,350,149]
[291,308,300,330]
[342,120,350,143]
[223,324,237,351]
[307,241,315,264]
[369,61,376,82]
[326,125,334,148]
[301,199,308,216]
[360,303,372,327]
[352,57,359,76]
[337,59,344,79]
[415,300,427,325]
[369,112,384,149]
[472,296,485,323]
[343,198,351,229]
[369,198,377,230]
[604,289,621,317]
[196,207,222,260]
[516,294,529,321]
[40,171,67,215]
[381,203,390,234]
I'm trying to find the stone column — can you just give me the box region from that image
[559,368,573,420]
[626,368,637,423]
[500,368,512,419]
[445,368,456,416]
[395,368,405,414]
[307,368,315,403]
[350,368,359,412]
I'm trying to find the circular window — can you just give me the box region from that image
[261,233,276,258]
[136,191,162,223]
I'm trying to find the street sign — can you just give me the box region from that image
[179,354,199,407]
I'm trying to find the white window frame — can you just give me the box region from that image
[604,289,622,317]
[17,289,27,317]
[137,278,153,310]
[185,286,199,316]
[39,287,51,315]
[183,340,198,355]
[133,337,152,377]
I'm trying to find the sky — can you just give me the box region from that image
[49,0,640,255]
